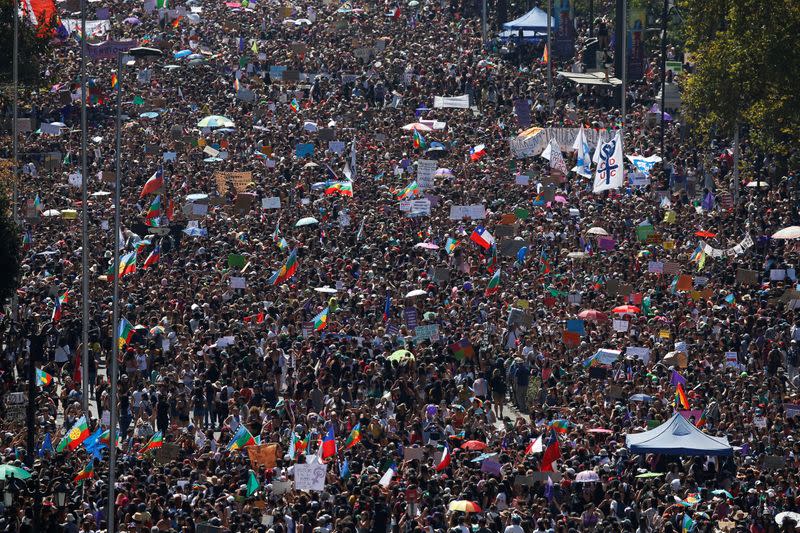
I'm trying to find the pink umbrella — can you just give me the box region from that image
[587,428,613,434]
[414,242,440,250]
[554,195,568,204]
[578,309,608,322]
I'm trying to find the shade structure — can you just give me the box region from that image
[460,440,488,451]
[575,470,599,483]
[502,7,556,32]
[625,413,733,456]
[578,309,608,322]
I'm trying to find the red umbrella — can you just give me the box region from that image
[577,309,608,322]
[612,305,640,314]
[695,230,717,238]
[460,440,488,451]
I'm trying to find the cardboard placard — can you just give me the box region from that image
[403,447,425,461]
[736,269,759,286]
[247,443,279,470]
[494,225,515,238]
[294,462,327,491]
[214,171,253,194]
[153,443,181,464]
[499,239,527,257]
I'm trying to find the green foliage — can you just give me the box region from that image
[679,0,800,153]
[0,0,52,86]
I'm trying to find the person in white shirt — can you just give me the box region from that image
[503,514,523,533]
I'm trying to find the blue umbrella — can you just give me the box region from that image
[173,50,192,59]
[140,111,159,119]
[630,394,653,402]
[183,227,207,237]
[203,157,223,163]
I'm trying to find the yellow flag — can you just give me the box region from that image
[251,40,258,54]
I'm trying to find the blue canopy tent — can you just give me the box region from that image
[625,413,733,456]
[502,7,557,33]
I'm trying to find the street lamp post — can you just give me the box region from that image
[659,0,668,179]
[108,48,163,533]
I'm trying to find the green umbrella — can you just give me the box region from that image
[388,349,414,362]
[0,464,32,480]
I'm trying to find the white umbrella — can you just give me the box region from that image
[586,227,609,236]
[401,122,433,132]
[745,180,769,188]
[405,289,427,298]
[295,217,319,227]
[314,286,338,294]
[776,512,800,526]
[771,226,800,240]
[414,242,440,250]
[567,251,588,258]
[42,209,61,217]
[186,193,209,202]
[575,471,600,483]
[90,191,111,197]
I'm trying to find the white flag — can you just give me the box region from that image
[592,132,624,193]
[592,130,607,165]
[548,139,568,179]
[378,467,395,488]
[571,126,592,178]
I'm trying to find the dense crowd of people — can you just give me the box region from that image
[1,0,800,531]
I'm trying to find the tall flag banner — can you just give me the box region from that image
[321,424,336,459]
[695,408,708,429]
[268,248,298,285]
[469,144,486,161]
[435,444,450,471]
[343,423,361,449]
[107,250,137,279]
[593,133,624,193]
[541,44,549,64]
[484,269,501,296]
[547,139,568,181]
[469,226,495,249]
[540,429,561,472]
[486,244,498,273]
[227,425,256,451]
[548,419,569,434]
[412,129,427,149]
[289,98,300,112]
[324,181,353,197]
[140,168,163,197]
[246,470,260,497]
[272,224,288,250]
[118,317,135,349]
[82,428,107,460]
[313,307,329,331]
[145,195,161,226]
[571,126,592,177]
[57,416,90,452]
[449,338,475,360]
[23,230,32,251]
[143,245,161,269]
[52,295,62,321]
[396,180,420,199]
[35,368,53,386]
[382,294,391,322]
[73,461,95,483]
[445,238,459,254]
[38,433,53,457]
[33,194,42,211]
[139,431,164,454]
[674,383,690,410]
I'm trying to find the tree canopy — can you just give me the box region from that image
[0,0,52,86]
[679,0,800,153]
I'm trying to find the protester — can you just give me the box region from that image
[1,0,800,531]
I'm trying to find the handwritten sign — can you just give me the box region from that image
[294,462,327,491]
[214,171,253,194]
[449,204,486,220]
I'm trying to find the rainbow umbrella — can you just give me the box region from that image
[448,501,482,513]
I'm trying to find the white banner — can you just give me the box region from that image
[593,133,624,193]
[700,235,754,258]
[433,95,470,109]
[61,19,111,37]
[510,127,606,159]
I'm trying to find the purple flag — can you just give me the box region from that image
[670,370,687,387]
[702,191,715,210]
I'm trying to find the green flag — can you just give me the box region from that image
[156,0,168,8]
[246,469,259,497]
[133,95,145,106]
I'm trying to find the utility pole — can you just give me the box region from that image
[481,0,487,44]
[80,0,91,417]
[620,0,626,128]
[660,0,668,180]
[546,0,552,111]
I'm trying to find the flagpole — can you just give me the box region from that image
[620,0,626,130]
[107,50,123,533]
[80,0,91,417]
[546,0,553,112]
[12,0,19,226]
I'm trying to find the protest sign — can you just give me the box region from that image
[153,443,180,464]
[433,95,470,109]
[293,463,327,491]
[448,205,486,220]
[214,171,253,194]
[262,197,281,209]
[403,447,425,461]
[247,443,279,469]
[416,159,437,190]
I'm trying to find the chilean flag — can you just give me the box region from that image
[321,424,336,459]
[143,245,160,269]
[469,226,495,250]
[52,296,62,322]
[524,435,543,455]
[382,294,391,322]
[540,430,561,472]
[140,168,164,198]
[469,144,486,161]
[435,445,450,471]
